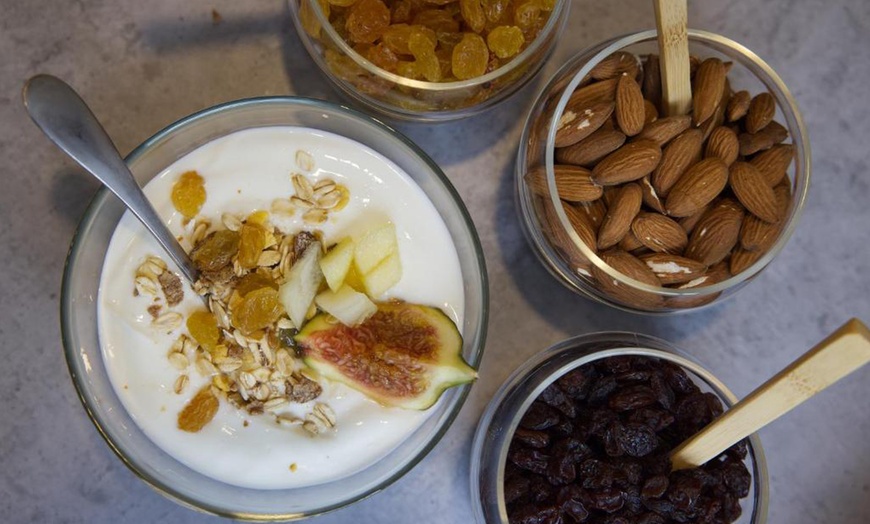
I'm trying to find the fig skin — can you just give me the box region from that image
[296,302,476,410]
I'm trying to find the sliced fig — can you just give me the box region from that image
[296,302,476,410]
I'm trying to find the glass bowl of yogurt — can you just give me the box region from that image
[60,97,488,519]
[470,332,769,523]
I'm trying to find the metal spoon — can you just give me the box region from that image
[23,74,199,284]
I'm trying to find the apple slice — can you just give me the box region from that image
[278,241,323,328]
[320,237,355,292]
[363,252,402,298]
[354,223,397,275]
[315,285,377,326]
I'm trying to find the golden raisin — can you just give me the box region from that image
[486,25,524,59]
[452,33,489,80]
[513,0,541,31]
[408,30,441,81]
[191,230,240,273]
[346,0,391,44]
[177,386,219,433]
[171,171,206,219]
[300,0,330,37]
[238,223,267,269]
[231,287,284,334]
[412,9,460,33]
[235,271,278,296]
[460,0,486,33]
[187,310,220,353]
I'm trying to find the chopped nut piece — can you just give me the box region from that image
[158,271,184,306]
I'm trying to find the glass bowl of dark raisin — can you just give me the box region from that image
[470,332,768,524]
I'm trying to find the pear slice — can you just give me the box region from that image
[320,237,355,292]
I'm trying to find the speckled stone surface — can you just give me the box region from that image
[1,0,869,522]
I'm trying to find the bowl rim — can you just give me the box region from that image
[522,29,811,301]
[469,331,769,523]
[291,0,570,91]
[60,95,489,520]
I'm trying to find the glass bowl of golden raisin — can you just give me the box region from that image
[289,0,570,120]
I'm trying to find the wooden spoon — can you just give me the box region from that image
[671,318,870,471]
[653,0,692,116]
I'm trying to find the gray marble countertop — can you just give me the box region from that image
[2,0,869,522]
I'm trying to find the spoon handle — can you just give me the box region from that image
[671,318,870,471]
[22,74,199,283]
[653,0,692,116]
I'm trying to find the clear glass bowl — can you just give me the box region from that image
[516,30,811,313]
[60,97,488,519]
[287,0,570,121]
[470,332,769,523]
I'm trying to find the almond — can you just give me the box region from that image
[643,99,658,125]
[692,57,727,125]
[640,176,667,214]
[555,101,615,148]
[730,247,764,275]
[539,198,590,271]
[615,74,645,136]
[740,182,791,251]
[652,129,703,196]
[631,212,688,254]
[592,141,662,185]
[665,158,729,217]
[594,250,664,309]
[749,143,795,186]
[635,115,692,146]
[619,229,645,252]
[597,183,643,249]
[704,126,739,166]
[525,165,604,203]
[566,77,619,110]
[685,198,745,265]
[726,90,751,122]
[556,127,626,167]
[738,121,788,156]
[745,92,776,133]
[678,204,709,235]
[590,51,639,81]
[639,253,708,285]
[729,162,779,223]
[571,199,608,230]
[563,202,598,251]
[666,262,730,309]
[641,54,662,111]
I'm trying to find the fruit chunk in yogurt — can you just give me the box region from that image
[98,127,468,489]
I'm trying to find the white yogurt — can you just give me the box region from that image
[97,127,465,489]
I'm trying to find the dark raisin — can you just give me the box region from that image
[521,401,561,430]
[727,438,748,460]
[605,422,625,457]
[551,418,575,438]
[650,374,675,410]
[641,454,672,477]
[629,408,675,432]
[514,428,551,449]
[642,475,669,499]
[579,459,615,490]
[721,458,751,498]
[614,370,652,383]
[557,367,598,400]
[588,376,618,406]
[622,484,644,514]
[636,513,666,524]
[505,474,531,504]
[668,473,703,512]
[608,385,658,411]
[509,448,550,475]
[643,497,675,517]
[529,474,554,503]
[721,493,743,521]
[547,455,577,486]
[510,504,560,524]
[662,362,696,394]
[540,383,577,418]
[618,423,659,458]
[553,437,593,463]
[557,484,590,522]
[704,392,725,418]
[601,356,634,373]
[589,408,618,437]
[589,488,624,513]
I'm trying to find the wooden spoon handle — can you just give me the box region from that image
[671,318,870,471]
[653,0,692,116]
